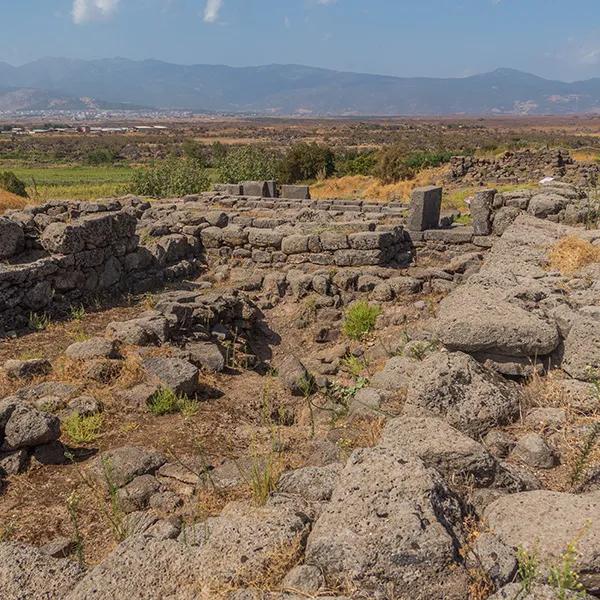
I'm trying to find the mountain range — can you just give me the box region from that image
[1,58,600,116]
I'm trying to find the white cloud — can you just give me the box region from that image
[72,0,120,24]
[203,0,223,23]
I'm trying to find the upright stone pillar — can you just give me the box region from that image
[408,186,442,231]
[471,189,496,235]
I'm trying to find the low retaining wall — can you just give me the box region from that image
[0,198,203,333]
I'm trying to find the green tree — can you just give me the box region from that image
[278,143,335,184]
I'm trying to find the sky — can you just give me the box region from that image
[1,0,600,81]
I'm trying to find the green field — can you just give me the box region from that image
[2,165,135,201]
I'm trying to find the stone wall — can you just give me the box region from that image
[0,198,203,333]
[447,148,600,187]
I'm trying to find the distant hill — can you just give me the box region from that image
[1,58,600,115]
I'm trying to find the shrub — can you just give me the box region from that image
[278,143,335,183]
[335,151,378,177]
[343,301,381,340]
[0,171,28,197]
[85,148,118,165]
[64,413,104,444]
[217,146,279,183]
[374,146,416,183]
[182,139,207,164]
[129,158,210,197]
[374,146,454,184]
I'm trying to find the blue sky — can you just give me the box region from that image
[1,0,599,80]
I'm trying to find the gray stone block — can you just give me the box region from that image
[241,181,269,198]
[281,185,311,200]
[408,186,442,231]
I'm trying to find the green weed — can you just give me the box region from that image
[343,301,381,340]
[64,413,104,444]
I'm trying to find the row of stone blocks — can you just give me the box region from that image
[214,181,311,200]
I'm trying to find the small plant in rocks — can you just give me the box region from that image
[64,413,104,444]
[343,301,381,340]
[147,388,199,417]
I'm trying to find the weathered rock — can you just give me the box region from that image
[485,490,600,593]
[65,337,120,361]
[184,341,225,373]
[89,446,166,490]
[408,186,442,231]
[281,564,325,595]
[0,217,24,259]
[562,318,600,381]
[436,289,560,358]
[190,499,312,589]
[116,474,162,513]
[1,404,60,450]
[106,314,170,346]
[404,352,520,436]
[65,535,200,600]
[305,446,464,597]
[466,533,517,588]
[277,464,341,502]
[142,357,199,397]
[471,189,495,235]
[510,433,557,469]
[0,542,82,600]
[3,358,52,380]
[380,416,498,487]
[278,355,311,396]
[370,355,415,392]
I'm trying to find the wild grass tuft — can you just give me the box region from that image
[64,413,104,444]
[343,301,381,340]
[147,388,199,417]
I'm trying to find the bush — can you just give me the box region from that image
[0,171,28,197]
[182,139,206,164]
[129,158,210,197]
[85,148,118,165]
[374,146,416,183]
[374,146,454,184]
[217,146,279,183]
[278,143,335,183]
[335,151,378,177]
[343,301,381,340]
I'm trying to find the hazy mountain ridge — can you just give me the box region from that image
[1,58,600,115]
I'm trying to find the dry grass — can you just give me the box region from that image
[0,189,30,212]
[311,166,448,203]
[548,236,600,275]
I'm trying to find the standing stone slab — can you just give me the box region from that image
[408,186,442,231]
[471,189,496,235]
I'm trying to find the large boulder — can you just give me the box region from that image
[436,288,560,358]
[404,352,520,437]
[65,535,200,600]
[485,491,600,594]
[1,403,60,450]
[379,416,498,487]
[192,499,312,590]
[305,445,465,598]
[0,542,82,600]
[142,357,200,397]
